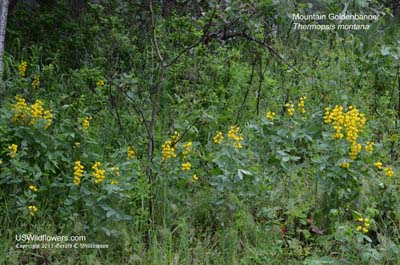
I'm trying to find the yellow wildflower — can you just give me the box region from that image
[171,131,180,143]
[266,111,276,121]
[374,162,383,170]
[181,162,191,171]
[183,141,192,159]
[228,125,243,149]
[111,180,119,185]
[285,102,295,116]
[213,131,224,144]
[8,144,18,158]
[356,225,362,231]
[73,161,84,186]
[162,140,177,161]
[81,116,91,131]
[339,162,350,169]
[32,75,40,89]
[127,146,136,159]
[42,109,53,129]
[30,99,44,125]
[298,96,306,114]
[18,61,28,77]
[365,141,374,153]
[96,80,105,86]
[362,228,368,233]
[92,161,105,184]
[28,205,38,216]
[29,185,38,192]
[384,167,394,177]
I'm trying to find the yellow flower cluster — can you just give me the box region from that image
[127,146,136,159]
[81,117,91,131]
[266,111,276,121]
[8,144,18,158]
[181,162,191,171]
[356,217,370,233]
[96,80,105,86]
[213,131,224,144]
[323,106,345,139]
[11,96,53,128]
[339,162,350,169]
[162,140,176,161]
[18,61,27,77]
[182,141,192,159]
[373,162,394,177]
[28,205,38,216]
[349,142,362,160]
[228,125,243,149]
[32,75,40,89]
[285,103,295,116]
[384,167,394,177]
[365,141,374,153]
[92,162,105,184]
[73,161,84,186]
[374,162,383,170]
[111,180,119,185]
[324,105,366,160]
[192,174,199,181]
[171,131,180,143]
[29,185,38,192]
[298,96,306,114]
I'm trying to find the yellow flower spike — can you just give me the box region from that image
[32,75,40,89]
[162,140,177,161]
[8,144,18,158]
[28,205,38,216]
[213,131,224,144]
[171,131,180,142]
[73,161,84,186]
[266,111,276,121]
[127,146,136,159]
[92,161,105,184]
[183,141,192,159]
[285,103,295,116]
[81,117,91,131]
[228,125,243,148]
[365,141,374,153]
[96,80,105,87]
[339,162,350,169]
[18,61,28,77]
[181,162,191,171]
[298,96,306,114]
[384,167,394,177]
[29,185,38,192]
[111,180,119,185]
[374,162,383,170]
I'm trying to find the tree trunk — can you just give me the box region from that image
[0,0,10,80]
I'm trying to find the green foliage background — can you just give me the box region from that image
[0,0,399,264]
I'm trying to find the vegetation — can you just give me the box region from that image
[0,0,399,264]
